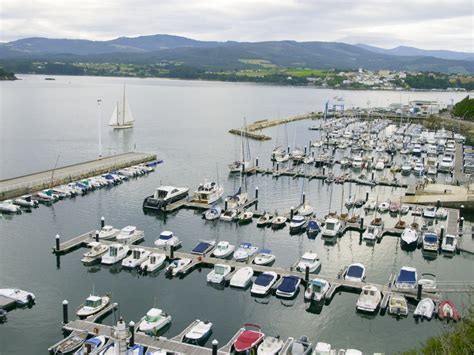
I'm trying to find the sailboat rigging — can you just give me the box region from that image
[109,85,135,129]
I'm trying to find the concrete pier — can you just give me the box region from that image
[0,152,157,201]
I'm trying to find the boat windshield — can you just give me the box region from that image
[109,247,117,256]
[347,266,364,278]
[445,237,454,245]
[313,284,322,293]
[326,222,335,231]
[215,265,226,275]
[85,299,101,308]
[145,315,161,323]
[156,189,169,198]
[302,256,316,263]
[160,234,172,240]
[424,234,438,243]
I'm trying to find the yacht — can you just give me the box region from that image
[388,294,408,316]
[276,275,301,298]
[143,185,189,210]
[229,267,254,288]
[115,225,139,242]
[414,298,435,320]
[356,284,381,313]
[234,243,259,261]
[154,231,181,248]
[251,272,278,296]
[253,249,276,265]
[296,252,321,273]
[165,258,192,276]
[122,248,150,268]
[137,308,172,335]
[139,253,166,273]
[394,266,417,289]
[207,264,232,284]
[212,241,235,258]
[76,294,110,318]
[101,244,130,265]
[192,181,224,205]
[422,231,439,252]
[438,155,454,172]
[344,263,366,282]
[304,279,330,302]
[321,218,342,237]
[441,234,457,253]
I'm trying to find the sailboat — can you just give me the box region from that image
[109,85,135,129]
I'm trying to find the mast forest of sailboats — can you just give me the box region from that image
[109,85,135,129]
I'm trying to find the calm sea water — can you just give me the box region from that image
[0,75,472,354]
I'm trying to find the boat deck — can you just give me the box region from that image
[0,295,17,310]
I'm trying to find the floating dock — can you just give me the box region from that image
[0,152,157,201]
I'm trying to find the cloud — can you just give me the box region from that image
[1,0,472,51]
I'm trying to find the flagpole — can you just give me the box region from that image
[97,99,102,159]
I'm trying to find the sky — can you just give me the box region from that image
[1,0,473,51]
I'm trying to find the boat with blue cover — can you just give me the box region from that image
[191,240,216,255]
[344,263,366,282]
[251,271,278,296]
[306,219,320,237]
[276,275,301,298]
[394,266,418,289]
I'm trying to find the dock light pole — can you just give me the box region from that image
[97,99,102,159]
[212,339,218,355]
[62,300,69,324]
[128,321,135,347]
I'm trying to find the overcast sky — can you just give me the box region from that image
[1,0,473,51]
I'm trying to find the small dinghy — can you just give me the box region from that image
[271,215,287,230]
[388,294,408,317]
[438,300,459,321]
[276,275,301,298]
[137,308,172,335]
[191,240,216,255]
[183,320,213,345]
[229,267,254,288]
[212,241,235,258]
[139,253,166,273]
[253,249,276,266]
[291,335,313,355]
[305,279,330,302]
[256,212,272,227]
[257,335,284,354]
[414,298,435,320]
[204,205,222,221]
[54,331,88,354]
[76,294,110,318]
[233,324,265,353]
[73,335,107,355]
[238,211,254,224]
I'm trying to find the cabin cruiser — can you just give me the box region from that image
[233,324,265,353]
[81,242,109,265]
[191,240,216,255]
[321,218,342,237]
[388,294,408,316]
[251,272,278,296]
[257,336,284,354]
[344,263,366,282]
[356,284,381,313]
[0,200,21,213]
[234,243,259,261]
[438,155,454,172]
[441,234,457,253]
[296,252,321,273]
[363,225,381,242]
[229,267,254,288]
[98,225,120,240]
[76,294,110,318]
[289,215,307,232]
[304,279,330,302]
[204,205,222,221]
[414,298,435,320]
[394,266,417,289]
[139,253,166,273]
[143,185,189,210]
[0,288,35,305]
[253,249,276,266]
[207,264,232,284]
[212,241,235,258]
[154,231,181,248]
[423,206,436,218]
[401,227,419,249]
[13,195,39,208]
[137,308,172,335]
[115,225,139,242]
[422,231,439,252]
[101,244,130,265]
[276,275,301,298]
[182,320,213,345]
[165,258,192,276]
[122,248,150,268]
[193,181,224,205]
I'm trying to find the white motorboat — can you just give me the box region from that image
[438,155,454,172]
[321,218,342,237]
[289,215,307,232]
[137,308,172,335]
[212,241,235,258]
[154,231,181,248]
[422,231,439,252]
[73,335,107,355]
[401,227,419,249]
[139,253,166,273]
[193,181,224,205]
[271,215,287,230]
[363,225,381,242]
[400,205,410,215]
[298,204,314,217]
[290,336,312,355]
[122,248,151,268]
[413,161,424,176]
[0,200,21,213]
[13,195,38,208]
[418,273,437,293]
[296,252,321,273]
[356,284,381,313]
[435,207,448,219]
[183,320,213,345]
[229,267,254,288]
[401,162,412,175]
[81,242,109,265]
[423,206,436,218]
[352,156,363,170]
[238,211,254,224]
[388,294,408,316]
[234,243,259,261]
[101,244,130,265]
[143,186,189,210]
[441,234,457,253]
[257,335,284,354]
[256,212,272,227]
[414,298,435,320]
[364,199,376,211]
[303,155,314,164]
[251,271,278,296]
[76,295,110,318]
[253,249,276,266]
[98,225,120,240]
[115,225,139,242]
[377,201,389,212]
[204,205,222,221]
[0,288,35,305]
[207,264,232,284]
[165,258,192,276]
[394,266,417,289]
[304,279,330,302]
[220,208,237,221]
[344,263,366,282]
[375,159,385,171]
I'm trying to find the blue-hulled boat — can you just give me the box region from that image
[306,219,320,237]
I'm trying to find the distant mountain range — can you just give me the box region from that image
[1,34,473,74]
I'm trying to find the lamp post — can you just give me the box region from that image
[97,99,102,159]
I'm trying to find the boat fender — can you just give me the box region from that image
[197,256,202,261]
[94,326,99,335]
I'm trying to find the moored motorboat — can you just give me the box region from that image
[275,275,301,298]
[438,300,459,321]
[212,241,235,258]
[344,263,366,282]
[207,264,232,284]
[435,207,448,219]
[441,234,457,253]
[122,248,151,268]
[73,335,107,355]
[229,267,254,288]
[53,331,88,354]
[356,284,381,313]
[363,225,381,242]
[81,242,109,265]
[304,279,330,302]
[257,335,284,354]
[193,181,224,205]
[0,200,21,213]
[115,225,139,242]
[139,253,166,273]
[13,195,39,208]
[306,219,320,237]
[234,243,259,261]
[76,294,110,318]
[401,227,419,249]
[422,231,439,252]
[238,211,254,224]
[98,225,120,240]
[296,252,321,273]
[0,288,35,305]
[394,266,417,290]
[154,231,181,248]
[137,308,172,335]
[289,215,307,233]
[191,240,216,255]
[271,215,287,230]
[388,294,408,316]
[183,320,213,345]
[253,249,276,266]
[143,186,189,210]
[321,218,342,238]
[165,258,192,277]
[233,324,265,354]
[204,204,222,221]
[101,244,130,265]
[256,212,272,227]
[251,272,278,296]
[414,298,435,320]
[290,335,312,355]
